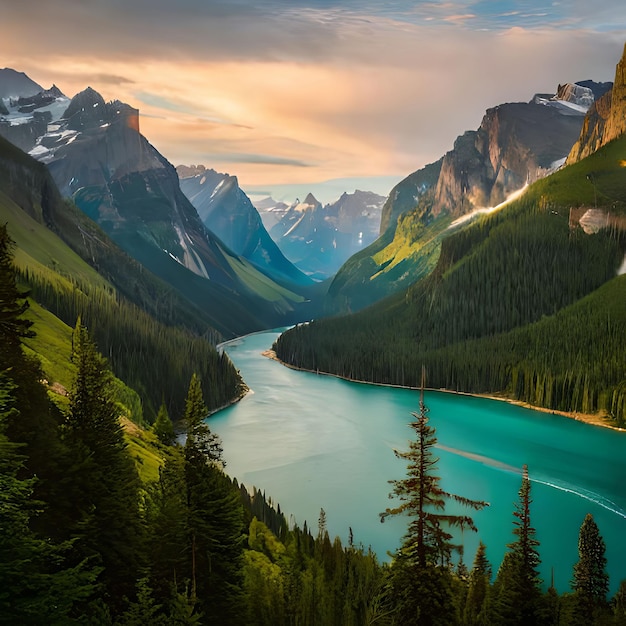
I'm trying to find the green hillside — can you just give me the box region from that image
[275,136,626,422]
[0,137,244,420]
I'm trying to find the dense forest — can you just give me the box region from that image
[274,136,626,425]
[3,223,626,624]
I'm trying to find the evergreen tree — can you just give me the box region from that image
[145,450,188,608]
[0,371,95,623]
[380,369,488,567]
[65,321,144,616]
[184,373,222,464]
[464,541,492,625]
[153,401,175,446]
[612,579,626,625]
[571,513,609,624]
[0,223,33,368]
[380,369,487,624]
[0,224,70,539]
[493,465,543,625]
[183,373,245,624]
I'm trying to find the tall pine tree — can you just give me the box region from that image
[571,513,609,624]
[183,373,245,624]
[64,321,144,616]
[464,541,492,625]
[493,465,543,625]
[380,368,487,624]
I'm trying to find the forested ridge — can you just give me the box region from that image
[274,136,626,424]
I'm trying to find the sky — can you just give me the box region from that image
[2,1,626,195]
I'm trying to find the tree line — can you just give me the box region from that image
[274,189,626,423]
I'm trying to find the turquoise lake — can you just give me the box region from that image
[210,329,626,593]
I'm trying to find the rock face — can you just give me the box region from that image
[269,190,385,279]
[178,167,312,287]
[568,43,626,164]
[327,81,595,314]
[555,83,595,108]
[433,100,585,218]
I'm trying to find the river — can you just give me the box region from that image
[210,329,626,593]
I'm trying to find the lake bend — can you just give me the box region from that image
[210,329,626,593]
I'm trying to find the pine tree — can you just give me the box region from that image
[571,513,609,623]
[380,369,488,567]
[0,372,96,623]
[0,224,34,369]
[380,368,487,624]
[65,321,144,615]
[493,465,543,625]
[0,224,69,539]
[145,450,188,607]
[182,373,245,624]
[184,373,222,464]
[464,541,492,625]
[153,401,175,446]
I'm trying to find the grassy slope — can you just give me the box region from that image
[21,299,165,483]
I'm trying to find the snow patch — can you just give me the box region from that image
[549,157,566,171]
[283,212,307,238]
[28,144,50,157]
[209,179,225,199]
[448,184,528,229]
[200,175,206,185]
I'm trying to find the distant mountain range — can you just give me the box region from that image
[264,190,386,280]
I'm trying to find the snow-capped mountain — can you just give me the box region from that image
[269,190,386,279]
[0,70,70,152]
[0,78,316,335]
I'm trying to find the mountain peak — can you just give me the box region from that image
[62,86,107,129]
[0,67,43,100]
[304,192,318,205]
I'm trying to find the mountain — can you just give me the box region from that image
[21,86,314,335]
[274,127,626,424]
[177,165,312,287]
[567,43,626,164]
[0,74,69,152]
[252,196,291,231]
[268,190,386,279]
[325,81,603,313]
[0,67,43,100]
[0,133,243,418]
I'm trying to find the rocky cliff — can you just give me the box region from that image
[433,100,585,218]
[567,43,626,164]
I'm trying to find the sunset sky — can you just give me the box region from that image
[2,1,626,195]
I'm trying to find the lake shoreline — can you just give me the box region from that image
[261,349,624,433]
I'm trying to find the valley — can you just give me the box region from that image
[1,28,626,626]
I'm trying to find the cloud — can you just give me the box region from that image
[1,1,625,186]
[92,73,135,85]
[202,153,313,167]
